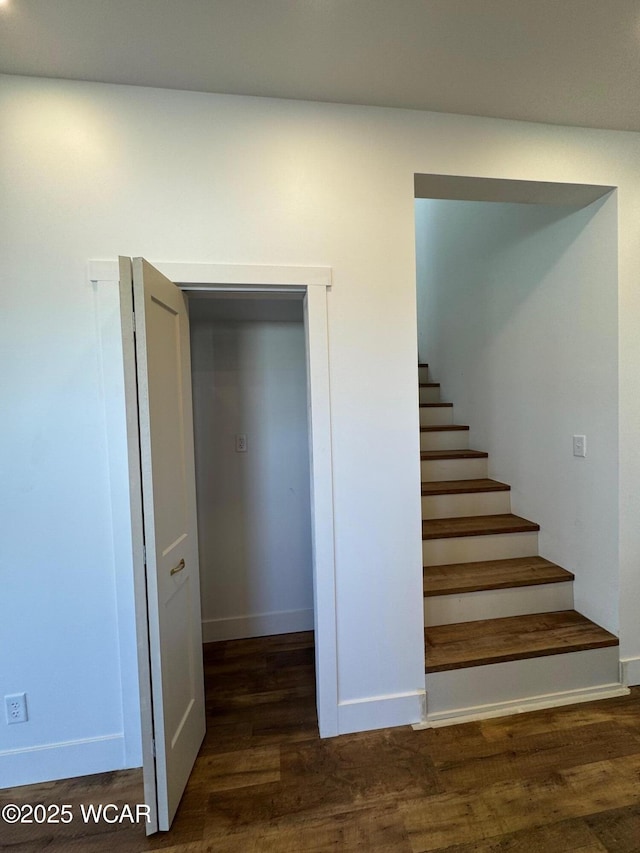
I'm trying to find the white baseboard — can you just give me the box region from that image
[0,734,126,790]
[337,691,425,735]
[413,683,629,730]
[201,608,314,643]
[621,656,640,686]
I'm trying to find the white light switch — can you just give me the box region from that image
[573,435,586,457]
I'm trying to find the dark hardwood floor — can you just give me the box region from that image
[3,632,640,851]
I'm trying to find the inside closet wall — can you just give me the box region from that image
[189,294,314,643]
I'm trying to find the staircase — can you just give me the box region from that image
[417,363,627,727]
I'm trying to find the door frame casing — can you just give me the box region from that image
[92,260,339,759]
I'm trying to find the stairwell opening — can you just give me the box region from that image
[413,175,623,725]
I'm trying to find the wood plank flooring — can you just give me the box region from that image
[3,631,639,852]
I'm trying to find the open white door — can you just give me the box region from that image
[119,257,206,833]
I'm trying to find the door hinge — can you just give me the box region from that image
[152,738,156,758]
[132,310,136,333]
[143,545,146,565]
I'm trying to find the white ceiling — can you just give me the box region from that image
[1,0,640,132]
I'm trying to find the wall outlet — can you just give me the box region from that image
[573,435,587,457]
[5,693,28,724]
[235,434,247,453]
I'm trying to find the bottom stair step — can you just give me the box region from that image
[425,610,618,673]
[420,611,626,727]
[421,645,626,727]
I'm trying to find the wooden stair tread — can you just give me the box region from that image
[425,610,619,672]
[420,402,453,408]
[422,478,510,496]
[424,556,575,596]
[420,424,469,432]
[421,449,488,460]
[423,513,539,540]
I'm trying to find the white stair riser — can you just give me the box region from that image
[422,490,510,519]
[423,646,622,722]
[420,407,453,426]
[420,430,469,451]
[423,531,539,565]
[419,386,441,403]
[424,581,574,626]
[418,366,429,382]
[421,457,488,481]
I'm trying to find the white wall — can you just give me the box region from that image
[189,298,314,641]
[2,72,640,786]
[415,198,618,631]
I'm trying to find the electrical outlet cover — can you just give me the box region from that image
[5,693,28,724]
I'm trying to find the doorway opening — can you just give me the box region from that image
[188,292,314,646]
[93,258,338,833]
